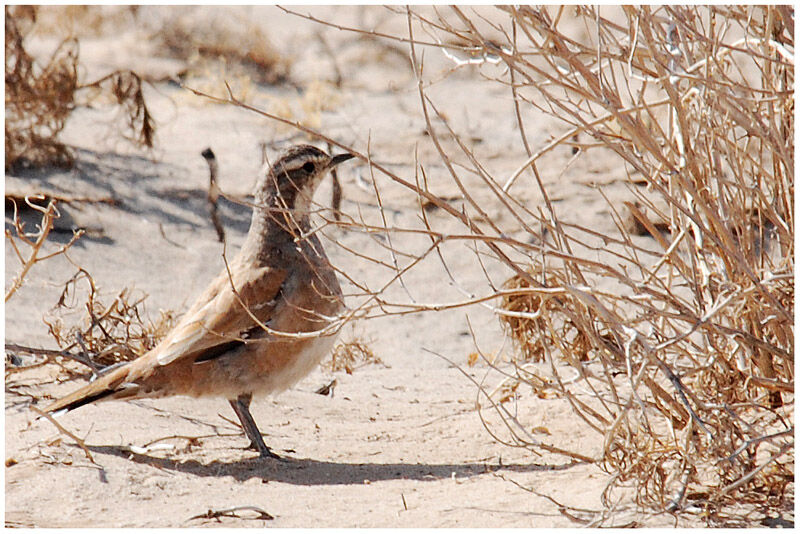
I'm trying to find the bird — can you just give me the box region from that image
[45,144,355,459]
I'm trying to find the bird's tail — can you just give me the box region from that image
[45,361,143,415]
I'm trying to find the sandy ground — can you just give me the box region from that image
[3,6,748,528]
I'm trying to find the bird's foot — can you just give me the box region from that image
[246,440,283,460]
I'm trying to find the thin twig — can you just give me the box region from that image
[31,406,96,464]
[188,506,274,522]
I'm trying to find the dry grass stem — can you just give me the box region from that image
[29,406,95,463]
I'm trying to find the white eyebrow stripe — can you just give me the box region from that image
[279,153,327,173]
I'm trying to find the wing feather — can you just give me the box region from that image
[154,264,287,366]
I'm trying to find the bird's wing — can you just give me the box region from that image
[153,264,288,367]
[44,264,288,414]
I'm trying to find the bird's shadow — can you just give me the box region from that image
[88,444,581,486]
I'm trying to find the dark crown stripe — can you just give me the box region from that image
[275,145,328,174]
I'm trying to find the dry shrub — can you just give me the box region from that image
[260,80,342,138]
[326,337,382,374]
[5,6,155,171]
[500,264,600,364]
[5,6,77,170]
[152,10,290,85]
[377,4,792,522]
[5,197,172,392]
[298,79,341,129]
[81,70,155,149]
[30,6,139,39]
[442,5,792,519]
[43,270,177,375]
[6,267,177,390]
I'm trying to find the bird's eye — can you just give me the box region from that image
[302,161,315,173]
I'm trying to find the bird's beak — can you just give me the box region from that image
[329,153,355,168]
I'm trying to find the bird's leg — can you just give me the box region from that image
[228,393,279,459]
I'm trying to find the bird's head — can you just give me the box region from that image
[259,144,353,217]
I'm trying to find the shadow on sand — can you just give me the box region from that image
[88,443,582,486]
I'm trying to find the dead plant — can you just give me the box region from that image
[398,5,793,520]
[326,336,382,374]
[6,266,176,392]
[4,194,173,396]
[5,5,155,171]
[42,269,177,376]
[5,6,77,170]
[5,196,83,303]
[276,4,793,523]
[151,9,290,85]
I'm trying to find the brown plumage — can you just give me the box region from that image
[46,144,354,458]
